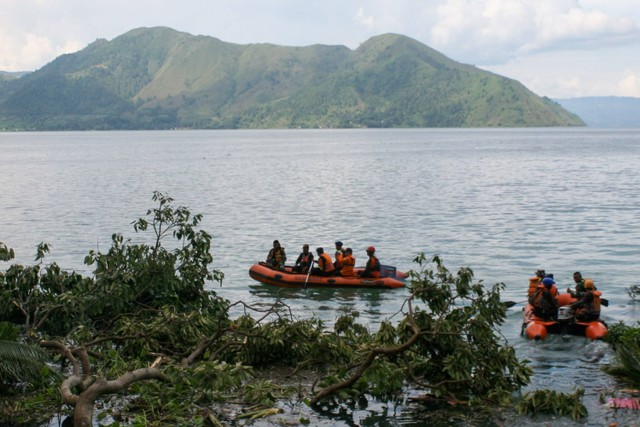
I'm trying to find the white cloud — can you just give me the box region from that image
[430,0,640,64]
[354,7,376,30]
[618,70,640,97]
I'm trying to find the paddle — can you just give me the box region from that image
[503,300,527,308]
[504,298,609,308]
[304,261,315,289]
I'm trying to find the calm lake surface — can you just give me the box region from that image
[1,128,640,426]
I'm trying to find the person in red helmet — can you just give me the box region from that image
[358,246,381,278]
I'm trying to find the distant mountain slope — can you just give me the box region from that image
[0,27,583,130]
[555,97,640,128]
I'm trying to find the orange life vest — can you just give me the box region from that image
[366,255,381,278]
[334,250,345,266]
[528,277,542,297]
[592,290,602,313]
[318,253,335,272]
[529,284,558,319]
[268,247,286,266]
[340,254,356,277]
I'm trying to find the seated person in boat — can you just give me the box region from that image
[339,247,357,277]
[293,244,314,274]
[266,240,286,270]
[333,241,345,273]
[569,280,601,321]
[311,247,335,276]
[529,277,559,320]
[527,269,546,297]
[567,272,596,298]
[358,246,381,278]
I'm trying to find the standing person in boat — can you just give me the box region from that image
[311,247,335,276]
[266,240,286,270]
[529,277,559,320]
[340,247,357,277]
[569,280,601,321]
[333,241,346,274]
[358,246,381,278]
[293,244,314,274]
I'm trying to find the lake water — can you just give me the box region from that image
[1,128,640,425]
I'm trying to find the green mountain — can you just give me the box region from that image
[0,27,583,130]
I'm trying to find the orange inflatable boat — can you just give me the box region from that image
[249,262,406,289]
[522,292,608,340]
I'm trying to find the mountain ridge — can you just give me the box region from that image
[0,27,583,130]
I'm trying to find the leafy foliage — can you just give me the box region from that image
[627,284,640,301]
[0,322,51,387]
[0,194,538,425]
[406,254,533,404]
[310,254,532,409]
[605,321,640,348]
[603,321,640,386]
[516,389,587,420]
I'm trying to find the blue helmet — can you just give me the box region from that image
[542,277,555,287]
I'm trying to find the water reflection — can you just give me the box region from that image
[246,283,406,328]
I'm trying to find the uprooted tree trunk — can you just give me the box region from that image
[41,341,168,427]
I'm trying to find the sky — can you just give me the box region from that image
[1,0,639,99]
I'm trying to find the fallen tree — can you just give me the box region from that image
[0,193,533,425]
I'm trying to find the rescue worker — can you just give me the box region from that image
[333,241,345,273]
[266,240,286,270]
[311,247,335,276]
[340,247,356,277]
[529,277,559,320]
[570,280,601,321]
[567,272,596,298]
[293,244,314,274]
[358,246,381,278]
[528,269,546,297]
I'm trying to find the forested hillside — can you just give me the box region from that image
[0,27,583,130]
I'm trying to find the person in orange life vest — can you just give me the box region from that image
[340,247,357,277]
[266,240,286,270]
[333,241,346,272]
[528,269,546,297]
[311,247,335,276]
[358,246,381,278]
[293,244,314,274]
[529,277,559,320]
[570,279,601,321]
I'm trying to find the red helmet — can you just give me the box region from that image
[367,246,375,253]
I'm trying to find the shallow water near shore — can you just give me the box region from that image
[2,128,640,425]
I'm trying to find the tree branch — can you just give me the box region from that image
[310,298,421,406]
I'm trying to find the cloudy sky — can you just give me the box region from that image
[2,0,639,98]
